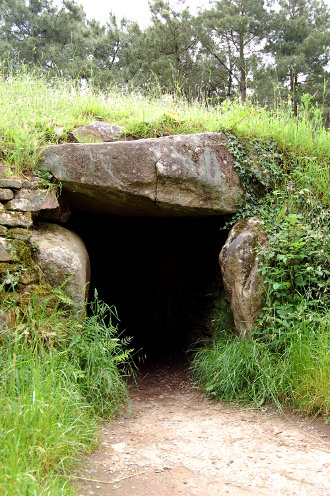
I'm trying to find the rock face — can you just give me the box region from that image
[0,237,23,262]
[0,189,14,200]
[0,211,33,227]
[0,178,23,189]
[39,133,244,216]
[70,121,125,143]
[7,188,58,212]
[0,237,14,262]
[30,224,90,317]
[219,218,267,336]
[0,309,10,331]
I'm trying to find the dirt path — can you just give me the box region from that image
[76,360,330,496]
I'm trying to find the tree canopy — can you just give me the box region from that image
[0,0,328,108]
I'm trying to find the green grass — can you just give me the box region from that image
[0,346,98,495]
[190,311,330,419]
[1,69,328,199]
[190,331,279,406]
[281,313,330,417]
[0,290,134,495]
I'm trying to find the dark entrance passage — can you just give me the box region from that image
[68,215,228,359]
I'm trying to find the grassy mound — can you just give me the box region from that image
[0,71,328,183]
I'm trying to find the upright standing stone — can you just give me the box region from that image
[219,218,267,337]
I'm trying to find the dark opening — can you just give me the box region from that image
[68,215,228,359]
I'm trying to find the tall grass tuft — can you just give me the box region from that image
[190,310,330,420]
[280,312,330,417]
[190,331,280,407]
[0,290,134,495]
[68,295,134,417]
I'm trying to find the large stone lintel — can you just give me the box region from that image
[39,133,244,216]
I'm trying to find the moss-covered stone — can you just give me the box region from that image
[7,227,33,241]
[0,237,40,289]
[0,211,33,227]
[0,225,8,236]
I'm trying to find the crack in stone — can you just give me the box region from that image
[153,156,165,209]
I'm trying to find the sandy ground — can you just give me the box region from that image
[75,360,330,496]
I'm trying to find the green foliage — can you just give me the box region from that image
[266,0,330,111]
[0,0,328,104]
[68,294,134,417]
[0,0,93,80]
[0,290,134,495]
[190,331,280,406]
[198,0,269,101]
[190,311,329,418]
[226,134,283,209]
[125,112,204,139]
[259,196,329,315]
[191,96,329,421]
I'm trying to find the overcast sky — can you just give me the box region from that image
[68,0,211,27]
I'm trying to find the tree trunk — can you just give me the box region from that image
[289,67,298,116]
[227,71,232,98]
[293,73,298,116]
[226,38,233,98]
[239,30,246,102]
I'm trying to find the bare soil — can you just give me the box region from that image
[75,359,330,496]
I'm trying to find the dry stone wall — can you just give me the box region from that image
[0,169,89,319]
[0,173,57,285]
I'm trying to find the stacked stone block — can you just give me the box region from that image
[0,171,59,293]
